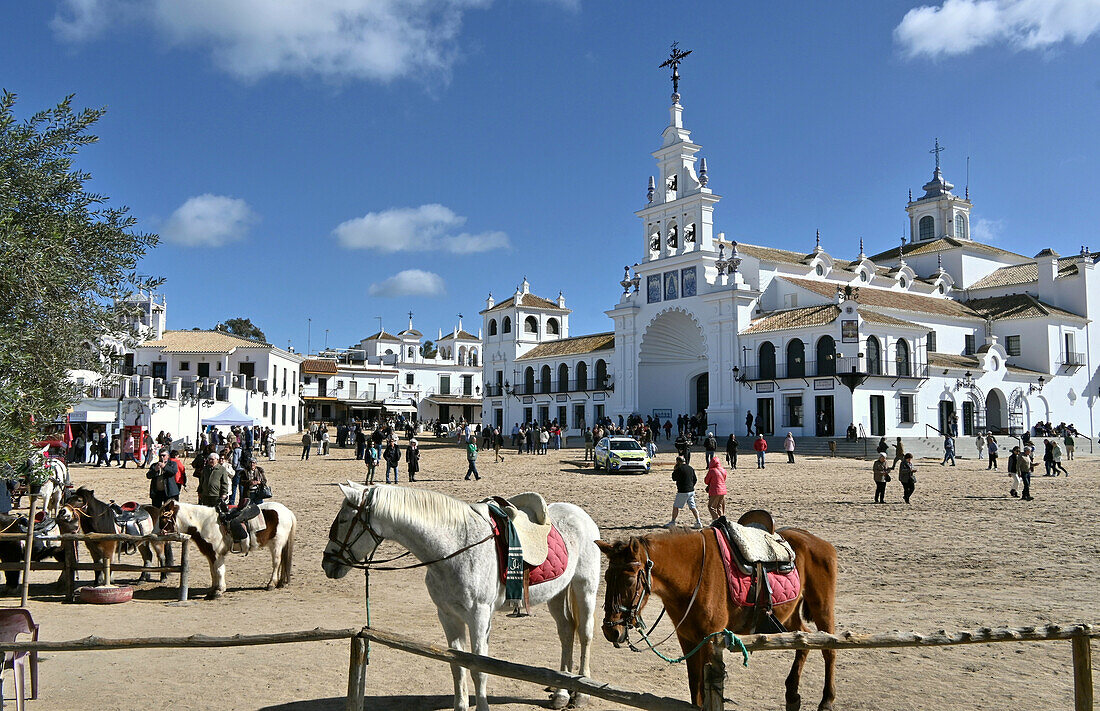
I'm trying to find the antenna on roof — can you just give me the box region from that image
[965,155,970,199]
[375,316,383,334]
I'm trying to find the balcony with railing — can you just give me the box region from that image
[740,357,927,382]
[1057,351,1086,368]
[487,378,613,397]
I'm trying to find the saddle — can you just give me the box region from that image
[485,493,551,567]
[712,512,799,635]
[108,502,151,537]
[218,502,263,551]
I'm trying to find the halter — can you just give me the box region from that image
[603,532,708,651]
[323,488,494,572]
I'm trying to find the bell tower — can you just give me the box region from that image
[636,44,721,263]
[906,138,972,243]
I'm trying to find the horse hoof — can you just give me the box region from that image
[785,695,801,711]
[265,583,275,591]
[205,590,223,600]
[548,691,570,709]
[568,692,589,708]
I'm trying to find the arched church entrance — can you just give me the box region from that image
[985,389,1008,433]
[638,309,707,423]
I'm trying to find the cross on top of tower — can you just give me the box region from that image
[659,42,692,97]
[930,137,945,173]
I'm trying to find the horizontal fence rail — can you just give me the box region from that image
[0,623,1092,710]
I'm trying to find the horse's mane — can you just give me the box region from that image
[371,485,475,530]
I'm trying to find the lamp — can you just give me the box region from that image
[955,371,975,391]
[1028,376,1045,395]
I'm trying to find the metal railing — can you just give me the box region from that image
[1058,351,1086,367]
[741,358,928,381]
[496,379,612,396]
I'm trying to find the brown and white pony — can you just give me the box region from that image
[60,487,169,585]
[159,500,295,599]
[597,524,838,711]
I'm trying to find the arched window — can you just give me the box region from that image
[866,336,882,375]
[469,348,478,367]
[758,342,776,380]
[919,216,934,241]
[524,367,535,393]
[955,213,967,239]
[407,347,415,358]
[816,335,837,376]
[524,316,539,334]
[502,317,511,334]
[595,359,608,389]
[540,365,552,393]
[896,339,911,377]
[488,319,498,336]
[557,364,569,392]
[547,318,560,335]
[786,339,805,378]
[575,361,588,391]
[458,346,466,364]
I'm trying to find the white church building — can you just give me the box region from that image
[482,80,1099,450]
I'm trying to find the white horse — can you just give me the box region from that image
[322,483,601,711]
[160,500,296,599]
[29,453,70,517]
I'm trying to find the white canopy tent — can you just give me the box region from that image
[201,404,258,427]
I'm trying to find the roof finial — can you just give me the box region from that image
[659,42,692,101]
[699,157,708,187]
[930,137,945,174]
[899,234,906,264]
[908,188,913,202]
[937,253,944,273]
[858,237,865,260]
[647,176,655,203]
[407,311,414,331]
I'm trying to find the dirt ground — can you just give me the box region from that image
[12,435,1098,711]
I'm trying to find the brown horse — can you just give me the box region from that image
[596,521,838,710]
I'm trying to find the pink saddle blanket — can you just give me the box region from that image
[491,522,569,586]
[713,529,800,607]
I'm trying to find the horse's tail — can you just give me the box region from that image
[279,510,295,587]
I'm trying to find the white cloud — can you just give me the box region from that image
[895,0,1100,58]
[971,217,1005,241]
[51,0,495,84]
[368,269,446,297]
[160,194,257,247]
[333,204,510,254]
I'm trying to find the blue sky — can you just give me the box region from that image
[4,1,1099,351]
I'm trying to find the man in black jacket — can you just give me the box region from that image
[383,439,402,484]
[665,456,703,529]
[146,449,181,508]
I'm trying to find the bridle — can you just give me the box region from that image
[603,532,708,650]
[323,487,494,572]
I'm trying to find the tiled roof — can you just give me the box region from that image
[968,256,1085,290]
[742,305,840,334]
[516,332,615,361]
[141,330,269,354]
[927,352,980,370]
[735,243,815,266]
[859,309,925,329]
[438,329,480,341]
[302,359,338,374]
[866,237,1026,262]
[483,293,563,313]
[780,277,980,319]
[1006,363,1047,376]
[965,293,1086,321]
[363,330,402,342]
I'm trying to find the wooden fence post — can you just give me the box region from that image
[346,636,367,711]
[1073,634,1093,711]
[20,494,38,607]
[702,643,725,711]
[178,538,190,602]
[63,539,77,603]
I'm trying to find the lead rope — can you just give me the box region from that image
[632,625,750,667]
[364,567,371,664]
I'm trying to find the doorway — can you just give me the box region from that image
[938,400,955,435]
[755,398,774,436]
[693,373,710,415]
[814,395,834,436]
[870,395,885,437]
[962,401,974,436]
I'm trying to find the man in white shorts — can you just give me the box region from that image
[666,456,703,529]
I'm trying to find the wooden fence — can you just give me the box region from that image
[0,623,1092,710]
[0,531,192,602]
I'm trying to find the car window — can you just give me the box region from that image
[610,440,643,451]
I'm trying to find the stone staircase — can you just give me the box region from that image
[651,435,962,461]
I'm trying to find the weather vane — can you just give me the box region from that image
[659,42,692,96]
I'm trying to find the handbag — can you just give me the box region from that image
[884,474,892,482]
[256,484,273,500]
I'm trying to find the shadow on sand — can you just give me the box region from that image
[260,694,538,711]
